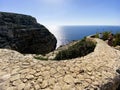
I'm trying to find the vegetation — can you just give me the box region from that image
[34,56,48,61]
[54,38,96,60]
[113,32,120,46]
[95,33,99,38]
[34,31,120,61]
[95,31,120,46]
[102,31,111,40]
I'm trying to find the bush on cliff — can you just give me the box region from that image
[113,32,120,46]
[95,31,120,46]
[54,38,96,60]
[102,31,111,40]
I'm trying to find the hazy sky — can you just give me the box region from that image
[0,0,120,26]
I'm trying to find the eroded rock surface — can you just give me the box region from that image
[0,38,120,90]
[0,12,57,54]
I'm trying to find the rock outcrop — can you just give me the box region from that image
[0,12,57,54]
[0,38,120,90]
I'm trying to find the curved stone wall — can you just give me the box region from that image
[0,38,120,90]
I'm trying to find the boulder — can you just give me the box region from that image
[0,12,57,54]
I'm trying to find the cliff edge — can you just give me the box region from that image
[0,12,57,54]
[0,38,120,90]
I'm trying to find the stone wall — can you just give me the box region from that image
[0,38,120,90]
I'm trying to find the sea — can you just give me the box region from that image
[47,25,120,48]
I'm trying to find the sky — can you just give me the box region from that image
[0,0,120,26]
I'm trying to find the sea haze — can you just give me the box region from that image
[48,25,120,48]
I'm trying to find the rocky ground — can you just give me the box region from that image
[115,46,120,51]
[0,38,120,90]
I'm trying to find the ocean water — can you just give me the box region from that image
[48,25,120,48]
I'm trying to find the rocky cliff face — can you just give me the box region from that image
[0,38,120,90]
[0,12,57,54]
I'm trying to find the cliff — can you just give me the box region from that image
[0,38,120,90]
[0,12,57,54]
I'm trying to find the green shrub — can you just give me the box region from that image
[95,31,111,40]
[95,33,99,38]
[113,32,120,46]
[34,56,48,60]
[54,38,96,60]
[102,31,111,40]
[95,31,120,46]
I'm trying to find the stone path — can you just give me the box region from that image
[0,38,120,90]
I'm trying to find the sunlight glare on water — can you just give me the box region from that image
[46,25,65,48]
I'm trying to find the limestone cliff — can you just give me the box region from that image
[0,38,120,90]
[0,12,57,54]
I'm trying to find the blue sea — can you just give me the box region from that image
[48,25,120,48]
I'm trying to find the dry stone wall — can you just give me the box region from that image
[0,38,120,90]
